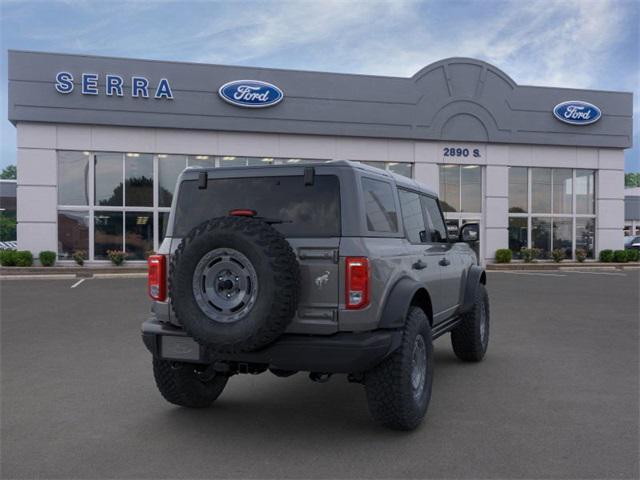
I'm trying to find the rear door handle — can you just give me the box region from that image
[412,260,427,270]
[439,257,451,267]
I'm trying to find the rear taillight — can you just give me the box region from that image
[345,257,369,309]
[148,255,167,301]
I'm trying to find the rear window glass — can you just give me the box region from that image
[361,177,398,233]
[173,175,340,237]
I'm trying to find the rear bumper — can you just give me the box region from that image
[141,319,402,374]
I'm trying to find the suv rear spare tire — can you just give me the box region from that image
[170,216,300,353]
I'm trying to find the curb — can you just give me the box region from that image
[487,262,639,271]
[0,266,147,277]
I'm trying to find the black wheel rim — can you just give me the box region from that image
[192,248,259,323]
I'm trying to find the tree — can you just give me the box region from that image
[625,173,640,188]
[1,165,16,179]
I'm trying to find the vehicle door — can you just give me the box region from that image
[421,195,461,322]
[397,189,440,313]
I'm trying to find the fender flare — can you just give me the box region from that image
[378,277,431,329]
[460,265,486,314]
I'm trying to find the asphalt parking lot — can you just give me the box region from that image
[1,270,638,479]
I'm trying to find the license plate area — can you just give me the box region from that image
[161,336,201,362]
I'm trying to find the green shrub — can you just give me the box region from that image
[520,248,533,263]
[613,250,628,263]
[575,249,587,263]
[39,250,56,267]
[599,249,614,262]
[551,249,565,263]
[107,250,127,266]
[495,249,512,263]
[15,250,34,267]
[144,249,155,260]
[73,250,87,266]
[0,249,18,266]
[626,249,639,262]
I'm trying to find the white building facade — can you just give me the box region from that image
[8,51,633,264]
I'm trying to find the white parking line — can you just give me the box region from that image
[70,278,86,288]
[490,271,566,277]
[566,270,626,276]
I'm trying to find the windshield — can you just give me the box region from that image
[173,174,341,237]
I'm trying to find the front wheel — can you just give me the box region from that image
[152,359,228,408]
[364,306,433,430]
[451,283,490,362]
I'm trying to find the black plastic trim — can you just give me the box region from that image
[460,265,486,313]
[141,319,402,374]
[378,277,424,329]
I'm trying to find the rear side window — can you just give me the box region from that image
[421,196,448,243]
[398,189,427,243]
[174,175,340,237]
[362,177,398,233]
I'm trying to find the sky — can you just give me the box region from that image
[0,0,638,172]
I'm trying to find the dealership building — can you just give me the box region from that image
[7,50,633,264]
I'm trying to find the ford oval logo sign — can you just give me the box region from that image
[218,80,283,108]
[553,100,601,125]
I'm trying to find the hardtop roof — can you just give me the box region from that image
[184,160,437,197]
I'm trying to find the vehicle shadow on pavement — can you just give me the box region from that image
[141,347,465,437]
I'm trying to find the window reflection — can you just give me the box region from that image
[531,168,551,213]
[460,165,481,213]
[362,178,398,233]
[58,151,90,205]
[94,212,123,259]
[159,211,171,243]
[508,217,527,258]
[576,170,595,214]
[576,218,595,258]
[398,189,426,243]
[552,169,572,214]
[439,165,460,212]
[552,217,572,258]
[58,211,89,259]
[188,155,215,168]
[531,217,551,258]
[125,153,153,207]
[125,212,154,260]
[95,153,123,206]
[158,155,187,207]
[508,167,528,213]
[387,162,412,178]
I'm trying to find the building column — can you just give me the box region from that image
[596,149,625,253]
[16,123,58,258]
[484,165,509,263]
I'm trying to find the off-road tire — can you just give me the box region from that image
[152,359,228,408]
[170,216,300,353]
[451,283,489,362]
[364,307,433,431]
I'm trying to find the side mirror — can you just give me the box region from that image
[447,224,459,242]
[460,223,479,243]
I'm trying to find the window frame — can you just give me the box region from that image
[507,167,597,260]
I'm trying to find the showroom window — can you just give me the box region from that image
[438,165,483,237]
[508,167,596,259]
[360,161,413,178]
[56,152,330,261]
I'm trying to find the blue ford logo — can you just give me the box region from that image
[218,80,283,108]
[553,100,601,125]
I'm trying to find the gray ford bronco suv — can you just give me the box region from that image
[142,160,489,430]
